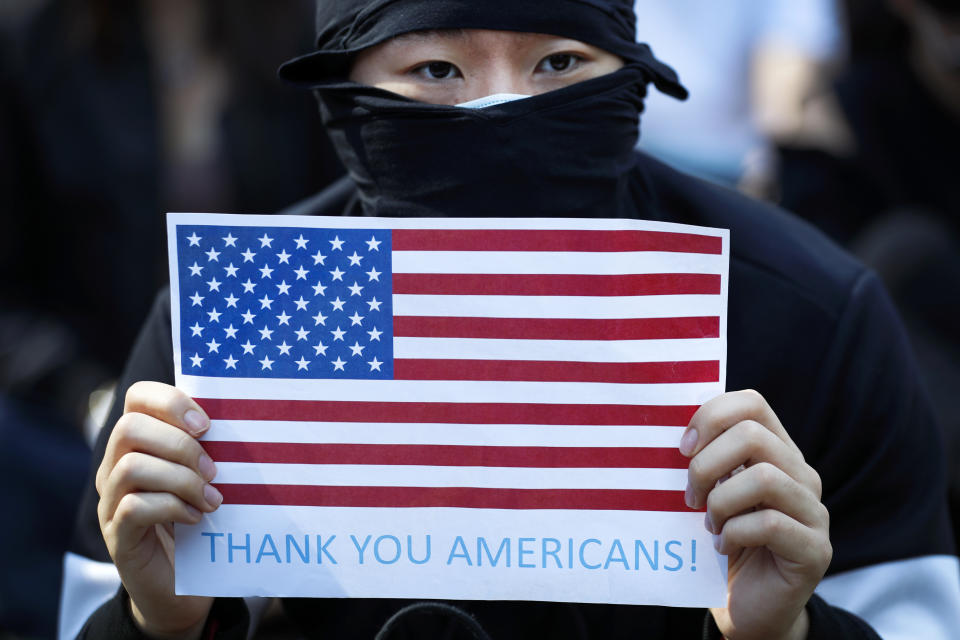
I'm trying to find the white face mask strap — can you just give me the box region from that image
[455,93,532,109]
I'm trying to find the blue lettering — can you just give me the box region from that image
[447,536,472,565]
[407,535,431,565]
[286,535,309,563]
[518,537,536,568]
[256,534,281,564]
[542,538,562,568]
[374,535,401,564]
[579,539,602,570]
[202,532,223,562]
[604,539,630,570]
[664,540,683,571]
[635,540,659,570]
[351,534,371,564]
[228,533,250,564]
[477,537,510,567]
[317,535,337,564]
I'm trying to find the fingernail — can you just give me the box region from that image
[704,512,714,534]
[204,484,223,509]
[712,533,721,551]
[185,504,202,520]
[679,428,698,456]
[198,453,217,481]
[685,484,696,509]
[184,409,209,436]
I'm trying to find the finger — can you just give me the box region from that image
[704,462,829,535]
[106,492,203,557]
[714,508,832,574]
[97,412,217,495]
[686,420,821,509]
[681,389,798,459]
[99,452,222,524]
[124,381,209,438]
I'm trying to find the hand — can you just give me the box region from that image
[680,390,831,640]
[96,381,222,639]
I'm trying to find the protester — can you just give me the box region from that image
[61,1,959,638]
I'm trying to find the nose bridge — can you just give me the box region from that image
[472,49,531,97]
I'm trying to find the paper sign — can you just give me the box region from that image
[168,212,729,607]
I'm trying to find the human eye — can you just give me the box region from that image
[536,53,584,74]
[411,61,462,80]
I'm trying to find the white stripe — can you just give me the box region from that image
[205,421,685,448]
[181,377,719,405]
[214,463,686,490]
[393,251,725,275]
[816,555,960,640]
[394,337,724,362]
[393,294,721,319]
[58,553,121,640]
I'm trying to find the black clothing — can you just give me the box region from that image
[279,0,686,100]
[70,150,951,638]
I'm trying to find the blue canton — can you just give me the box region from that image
[177,225,393,379]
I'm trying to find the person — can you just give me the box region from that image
[60,1,960,639]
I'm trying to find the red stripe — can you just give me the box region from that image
[393,359,719,383]
[392,273,722,296]
[215,484,699,511]
[393,316,720,340]
[203,442,690,469]
[196,399,698,426]
[392,229,722,254]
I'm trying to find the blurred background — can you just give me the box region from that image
[0,0,957,637]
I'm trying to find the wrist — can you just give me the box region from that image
[776,607,809,640]
[129,598,207,640]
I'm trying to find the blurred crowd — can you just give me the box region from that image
[0,0,958,637]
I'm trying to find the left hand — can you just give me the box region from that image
[680,390,832,640]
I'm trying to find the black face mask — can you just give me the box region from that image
[308,65,654,219]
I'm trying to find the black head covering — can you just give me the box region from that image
[279,0,687,99]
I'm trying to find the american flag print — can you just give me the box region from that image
[169,214,729,513]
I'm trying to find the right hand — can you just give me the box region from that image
[96,381,223,639]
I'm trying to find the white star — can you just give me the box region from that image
[294,296,309,311]
[241,278,256,293]
[188,262,203,276]
[368,357,383,371]
[223,324,238,339]
[367,326,383,341]
[189,291,204,306]
[294,326,310,341]
[276,280,291,295]
[366,236,382,252]
[294,234,309,250]
[367,297,382,312]
[330,266,345,281]
[349,311,364,326]
[259,325,274,341]
[330,326,346,341]
[348,251,363,266]
[224,354,238,369]
[312,250,327,265]
[187,232,202,247]
[330,236,345,251]
[258,233,273,248]
[207,308,222,323]
[313,341,328,356]
[312,311,328,326]
[312,281,327,296]
[348,281,363,296]
[241,248,257,262]
[259,295,274,309]
[293,265,309,280]
[206,338,221,353]
[366,267,381,282]
[331,356,346,371]
[259,264,274,279]
[241,340,256,355]
[349,341,365,357]
[207,277,222,292]
[295,356,310,371]
[224,293,239,308]
[259,355,274,370]
[276,341,292,356]
[190,352,203,367]
[276,249,291,264]
[205,247,221,262]
[276,310,291,326]
[190,322,204,337]
[330,297,346,311]
[223,233,237,247]
[240,309,256,324]
[224,263,239,277]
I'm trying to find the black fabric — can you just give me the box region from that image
[278,0,686,99]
